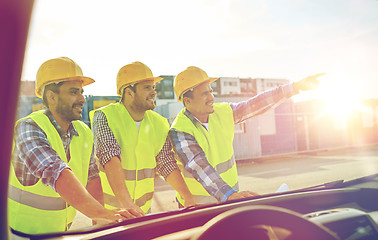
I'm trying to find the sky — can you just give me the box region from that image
[22,0,378,101]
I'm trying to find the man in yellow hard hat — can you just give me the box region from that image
[8,57,138,236]
[90,61,195,215]
[169,66,325,206]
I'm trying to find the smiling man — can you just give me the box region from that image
[90,61,194,215]
[8,57,138,236]
[169,66,324,206]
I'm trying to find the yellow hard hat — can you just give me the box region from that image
[35,57,94,98]
[174,66,218,102]
[117,61,163,96]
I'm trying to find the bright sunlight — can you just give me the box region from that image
[315,76,364,118]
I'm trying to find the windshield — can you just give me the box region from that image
[14,0,378,234]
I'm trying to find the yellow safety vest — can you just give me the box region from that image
[171,103,239,205]
[8,110,93,234]
[90,103,169,213]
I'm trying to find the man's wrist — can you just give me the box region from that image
[220,188,237,202]
[291,82,300,94]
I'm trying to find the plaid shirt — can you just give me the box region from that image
[12,109,99,192]
[92,110,178,179]
[169,83,296,202]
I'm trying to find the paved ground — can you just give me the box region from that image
[71,145,378,230]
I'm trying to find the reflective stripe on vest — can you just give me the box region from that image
[8,110,93,234]
[90,103,169,213]
[171,103,239,205]
[8,185,67,211]
[99,168,155,182]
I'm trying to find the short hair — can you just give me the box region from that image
[121,83,139,102]
[126,83,137,93]
[183,89,193,99]
[42,82,65,107]
[182,89,194,107]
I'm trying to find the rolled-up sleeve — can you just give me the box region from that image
[14,119,70,192]
[92,110,121,167]
[155,136,179,179]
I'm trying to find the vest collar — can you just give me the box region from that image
[184,108,208,131]
[44,109,79,137]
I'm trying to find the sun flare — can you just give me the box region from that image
[314,79,363,118]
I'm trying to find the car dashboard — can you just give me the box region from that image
[27,174,378,240]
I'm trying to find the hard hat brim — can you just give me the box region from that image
[36,76,95,98]
[178,77,219,102]
[117,76,163,96]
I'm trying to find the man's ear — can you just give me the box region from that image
[125,87,134,97]
[183,96,191,106]
[46,90,57,107]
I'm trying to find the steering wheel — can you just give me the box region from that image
[191,205,339,240]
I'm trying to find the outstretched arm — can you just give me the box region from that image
[231,83,296,124]
[232,73,325,124]
[293,73,325,92]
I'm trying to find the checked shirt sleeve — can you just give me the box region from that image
[92,110,121,167]
[13,119,70,192]
[231,83,296,124]
[155,136,179,179]
[169,129,236,202]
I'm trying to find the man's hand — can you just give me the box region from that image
[293,73,326,92]
[120,201,145,217]
[227,191,259,201]
[93,208,143,225]
[113,208,143,220]
[183,195,197,207]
